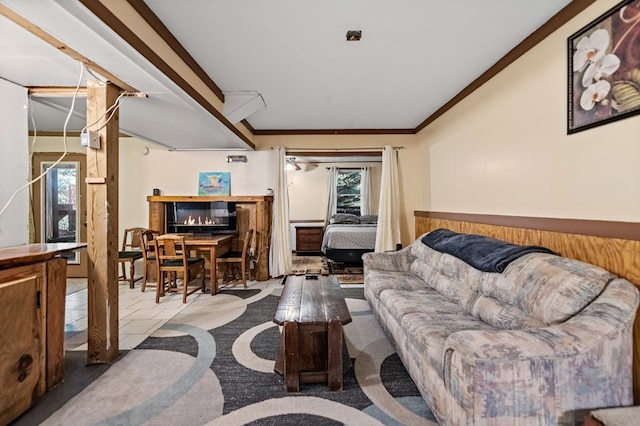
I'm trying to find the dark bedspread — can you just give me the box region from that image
[421,228,556,273]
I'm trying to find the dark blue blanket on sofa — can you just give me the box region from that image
[421,228,556,273]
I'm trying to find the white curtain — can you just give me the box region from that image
[375,146,401,252]
[360,166,373,216]
[269,146,292,277]
[324,166,338,225]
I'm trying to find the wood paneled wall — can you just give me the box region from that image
[415,212,640,402]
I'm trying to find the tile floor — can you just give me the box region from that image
[64,278,211,351]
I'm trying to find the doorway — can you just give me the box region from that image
[32,153,87,277]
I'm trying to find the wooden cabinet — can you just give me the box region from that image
[296,226,323,254]
[0,245,76,426]
[0,263,45,425]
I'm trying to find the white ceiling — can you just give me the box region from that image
[0,0,575,149]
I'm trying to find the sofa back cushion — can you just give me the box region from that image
[409,237,615,328]
[478,253,614,325]
[410,241,483,312]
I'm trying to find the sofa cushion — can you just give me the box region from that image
[409,243,485,312]
[365,269,430,299]
[478,253,615,325]
[421,228,556,273]
[381,289,494,378]
[471,295,545,329]
[408,237,614,327]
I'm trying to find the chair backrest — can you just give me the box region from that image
[140,229,158,261]
[154,234,188,269]
[121,227,146,252]
[243,229,255,258]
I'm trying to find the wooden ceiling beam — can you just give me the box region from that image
[27,87,88,97]
[27,86,147,98]
[0,4,138,94]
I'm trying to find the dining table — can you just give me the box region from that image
[181,233,235,295]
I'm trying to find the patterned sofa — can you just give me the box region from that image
[362,230,639,425]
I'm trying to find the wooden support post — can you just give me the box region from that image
[45,256,67,388]
[86,80,120,364]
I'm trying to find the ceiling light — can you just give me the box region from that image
[346,30,362,41]
[226,155,247,163]
[286,158,301,171]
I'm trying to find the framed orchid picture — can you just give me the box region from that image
[568,0,640,134]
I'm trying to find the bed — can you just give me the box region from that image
[321,214,377,264]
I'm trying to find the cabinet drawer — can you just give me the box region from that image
[298,234,321,243]
[297,228,322,236]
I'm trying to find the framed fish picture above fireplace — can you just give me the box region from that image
[198,172,230,196]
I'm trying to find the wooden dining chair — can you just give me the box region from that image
[140,229,159,293]
[152,234,206,303]
[217,229,254,288]
[118,227,146,288]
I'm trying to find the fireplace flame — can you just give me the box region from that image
[183,215,215,225]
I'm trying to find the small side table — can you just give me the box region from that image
[295,226,323,254]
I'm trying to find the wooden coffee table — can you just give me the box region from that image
[273,274,352,391]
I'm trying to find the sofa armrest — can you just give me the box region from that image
[442,279,639,421]
[362,247,415,272]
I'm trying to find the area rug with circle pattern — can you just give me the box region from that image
[39,280,437,425]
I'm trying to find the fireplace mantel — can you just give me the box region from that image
[148,195,272,203]
[148,195,273,281]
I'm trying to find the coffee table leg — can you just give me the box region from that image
[327,320,343,391]
[283,321,299,392]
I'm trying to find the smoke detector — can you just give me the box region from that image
[346,30,362,41]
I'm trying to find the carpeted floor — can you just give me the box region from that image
[28,280,437,425]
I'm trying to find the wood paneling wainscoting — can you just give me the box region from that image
[415,211,640,402]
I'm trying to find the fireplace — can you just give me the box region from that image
[165,201,237,235]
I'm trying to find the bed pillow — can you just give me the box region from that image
[359,215,378,224]
[330,213,360,224]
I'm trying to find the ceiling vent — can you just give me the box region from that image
[222,91,266,124]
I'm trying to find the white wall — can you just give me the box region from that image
[119,138,276,237]
[30,136,277,241]
[416,0,640,222]
[0,80,29,247]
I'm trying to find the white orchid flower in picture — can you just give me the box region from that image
[568,0,640,134]
[573,29,621,88]
[580,80,612,111]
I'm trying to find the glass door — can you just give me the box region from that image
[33,154,87,277]
[43,161,79,244]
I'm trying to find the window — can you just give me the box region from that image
[336,169,361,216]
[41,161,81,263]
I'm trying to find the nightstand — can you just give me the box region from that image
[295,226,323,254]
